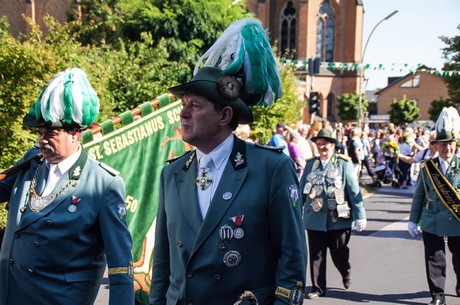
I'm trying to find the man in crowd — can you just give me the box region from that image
[0,68,134,305]
[269,121,290,156]
[408,107,460,305]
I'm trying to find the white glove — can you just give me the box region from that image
[408,221,419,238]
[355,219,367,232]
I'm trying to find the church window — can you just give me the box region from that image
[316,0,335,62]
[280,1,297,58]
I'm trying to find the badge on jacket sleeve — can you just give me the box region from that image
[289,185,299,208]
[118,203,127,220]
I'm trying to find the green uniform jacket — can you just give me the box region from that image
[0,148,134,305]
[149,136,307,305]
[300,154,366,231]
[409,156,460,236]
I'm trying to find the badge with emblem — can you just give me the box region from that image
[310,197,323,212]
[290,282,305,305]
[223,250,242,267]
[337,203,351,218]
[303,182,312,194]
[118,203,127,220]
[327,198,337,210]
[219,224,234,242]
[289,185,299,207]
[234,152,245,167]
[334,188,345,204]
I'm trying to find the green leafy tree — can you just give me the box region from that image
[336,92,368,122]
[73,0,249,71]
[440,24,460,104]
[389,95,420,126]
[427,98,456,122]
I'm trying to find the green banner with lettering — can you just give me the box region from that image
[83,97,186,304]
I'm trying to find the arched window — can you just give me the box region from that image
[316,0,335,62]
[280,1,296,58]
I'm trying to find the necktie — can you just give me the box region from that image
[42,164,61,196]
[196,155,214,218]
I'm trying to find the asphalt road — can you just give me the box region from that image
[95,184,459,305]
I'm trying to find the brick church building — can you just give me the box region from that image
[0,0,364,123]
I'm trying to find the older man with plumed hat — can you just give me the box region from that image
[0,68,134,305]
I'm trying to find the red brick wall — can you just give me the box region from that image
[376,72,449,121]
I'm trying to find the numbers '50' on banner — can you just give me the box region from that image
[82,95,188,305]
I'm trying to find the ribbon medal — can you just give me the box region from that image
[68,196,81,212]
[230,215,245,239]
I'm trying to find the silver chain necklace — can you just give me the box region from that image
[28,163,76,212]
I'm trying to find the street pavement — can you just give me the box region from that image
[95,183,459,305]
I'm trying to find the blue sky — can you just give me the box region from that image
[362,0,460,90]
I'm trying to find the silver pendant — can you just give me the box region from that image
[303,183,312,194]
[334,189,345,204]
[337,203,351,218]
[30,193,56,212]
[196,170,212,190]
[68,204,77,213]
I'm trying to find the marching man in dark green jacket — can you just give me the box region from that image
[408,107,460,305]
[149,18,307,305]
[300,129,367,300]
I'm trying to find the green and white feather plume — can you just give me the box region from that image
[27,68,99,128]
[194,18,282,107]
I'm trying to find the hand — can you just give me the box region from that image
[408,221,419,237]
[355,219,367,232]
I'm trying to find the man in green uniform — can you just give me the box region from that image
[0,68,134,305]
[300,129,367,300]
[149,18,307,305]
[408,107,460,305]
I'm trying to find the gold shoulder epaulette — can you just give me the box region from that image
[337,154,351,161]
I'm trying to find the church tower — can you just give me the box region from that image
[247,0,364,123]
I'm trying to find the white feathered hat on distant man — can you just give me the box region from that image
[433,106,460,143]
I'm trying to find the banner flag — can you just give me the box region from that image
[83,97,188,304]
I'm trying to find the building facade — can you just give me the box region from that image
[247,0,364,123]
[1,0,364,123]
[375,70,449,122]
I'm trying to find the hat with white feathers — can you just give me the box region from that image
[23,68,99,129]
[433,106,460,143]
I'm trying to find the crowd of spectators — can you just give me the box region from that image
[234,120,460,187]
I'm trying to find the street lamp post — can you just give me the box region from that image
[357,10,398,128]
